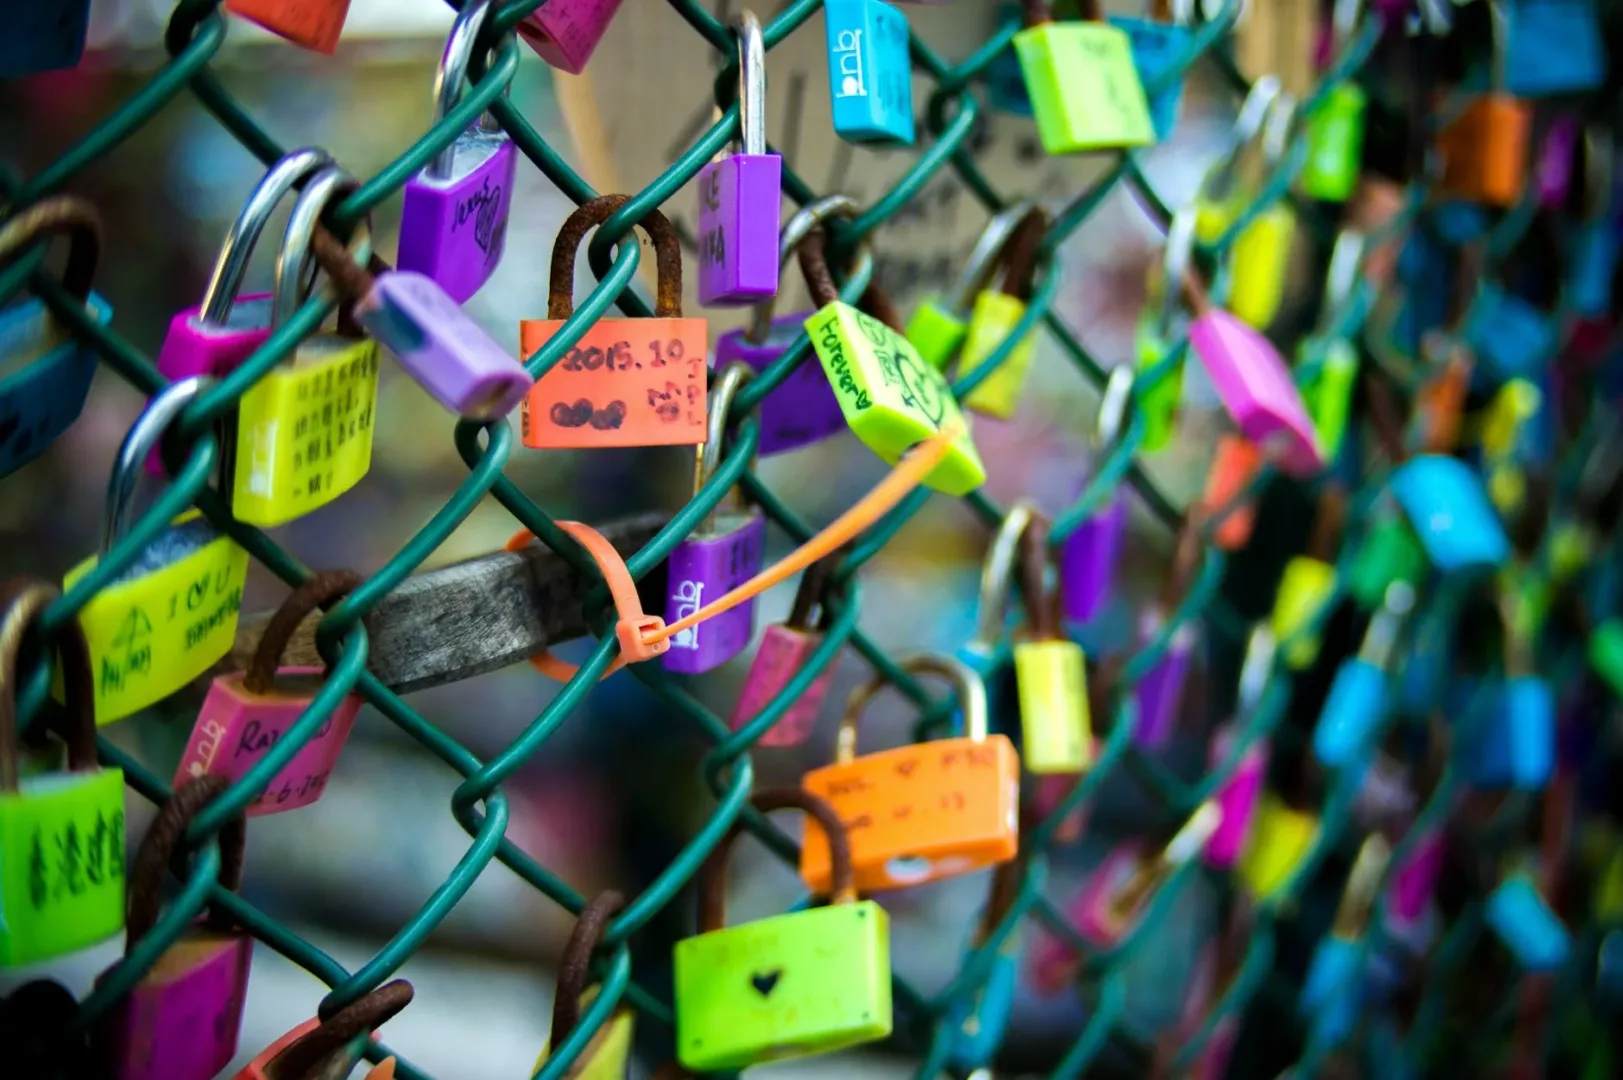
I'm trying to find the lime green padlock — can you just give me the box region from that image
[1296,231,1365,462]
[957,206,1049,419]
[1,581,126,968]
[1346,506,1426,610]
[1012,513,1093,773]
[534,893,636,1080]
[1592,620,1623,702]
[906,203,1036,370]
[1195,77,1283,245]
[1299,0,1367,202]
[1135,207,1195,453]
[801,222,985,496]
[1014,0,1156,155]
[1227,92,1299,330]
[1271,487,1345,670]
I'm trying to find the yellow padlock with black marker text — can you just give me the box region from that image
[1271,487,1345,669]
[955,207,1049,420]
[1012,514,1092,773]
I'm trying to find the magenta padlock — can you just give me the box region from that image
[1206,724,1269,868]
[146,147,335,475]
[1189,304,1323,477]
[1536,115,1580,208]
[728,553,841,746]
[173,571,363,816]
[1059,366,1134,624]
[1031,744,1097,845]
[397,0,517,304]
[518,0,624,73]
[98,777,252,1080]
[1134,610,1195,750]
[664,364,768,675]
[696,12,783,307]
[1386,828,1445,924]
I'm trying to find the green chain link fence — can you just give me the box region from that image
[3,0,1615,1077]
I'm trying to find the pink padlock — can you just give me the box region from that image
[728,554,842,747]
[1204,628,1275,868]
[1386,827,1446,925]
[98,776,253,1080]
[175,571,364,816]
[147,148,336,476]
[518,0,626,74]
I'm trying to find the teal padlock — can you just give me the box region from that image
[1486,870,1570,972]
[1299,835,1390,1045]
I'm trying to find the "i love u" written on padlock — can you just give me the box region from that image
[801,654,1019,893]
[519,0,626,74]
[953,205,1049,419]
[97,776,253,1080]
[675,789,892,1070]
[64,378,250,726]
[0,196,110,480]
[175,571,363,815]
[663,364,767,675]
[534,892,635,1079]
[0,580,126,967]
[523,196,709,449]
[824,0,915,145]
[729,551,844,747]
[397,0,517,305]
[1014,0,1156,155]
[1012,513,1092,773]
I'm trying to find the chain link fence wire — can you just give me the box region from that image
[2,0,1618,1077]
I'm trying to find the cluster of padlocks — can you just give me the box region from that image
[3,0,1623,1077]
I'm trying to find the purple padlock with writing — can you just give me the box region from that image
[398,0,516,304]
[1059,365,1135,622]
[519,0,625,73]
[98,777,252,1080]
[696,11,783,307]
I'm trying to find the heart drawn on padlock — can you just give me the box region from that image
[750,970,783,997]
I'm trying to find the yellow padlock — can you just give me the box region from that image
[1237,791,1320,903]
[1227,92,1298,330]
[1194,77,1283,246]
[1012,513,1092,773]
[955,206,1050,420]
[535,892,636,1079]
[1271,485,1345,669]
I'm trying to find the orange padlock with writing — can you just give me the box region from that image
[801,654,1020,894]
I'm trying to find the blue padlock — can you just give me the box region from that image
[1466,285,1558,385]
[1486,872,1570,972]
[1398,603,1456,714]
[1502,0,1607,98]
[0,0,91,77]
[1570,127,1617,317]
[944,875,1021,1072]
[1389,455,1511,574]
[1598,928,1623,1004]
[1300,835,1390,1046]
[985,2,1034,115]
[1461,673,1555,790]
[825,0,915,145]
[1315,582,1415,769]
[1109,1,1194,142]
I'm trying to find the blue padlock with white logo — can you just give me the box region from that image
[825,0,915,145]
[1389,455,1511,575]
[1300,836,1390,1046]
[1502,0,1607,97]
[1486,871,1570,972]
[1315,582,1415,770]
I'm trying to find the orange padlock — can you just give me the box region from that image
[801,654,1020,894]
[1438,95,1532,208]
[233,980,412,1080]
[1201,434,1264,550]
[225,0,352,54]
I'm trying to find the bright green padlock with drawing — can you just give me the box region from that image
[1013,0,1155,155]
[1,580,126,967]
[60,376,250,726]
[801,223,986,496]
[674,788,892,1072]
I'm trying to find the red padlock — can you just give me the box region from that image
[728,552,844,748]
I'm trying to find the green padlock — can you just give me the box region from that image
[1014,0,1156,155]
[906,202,1036,370]
[1135,206,1195,453]
[1346,509,1426,610]
[0,579,126,968]
[1299,0,1367,202]
[1591,620,1623,702]
[800,222,986,496]
[1296,231,1365,462]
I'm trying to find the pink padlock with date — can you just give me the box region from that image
[98,776,253,1080]
[175,571,364,816]
[728,554,842,747]
[518,0,625,73]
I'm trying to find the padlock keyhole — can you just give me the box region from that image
[885,855,933,884]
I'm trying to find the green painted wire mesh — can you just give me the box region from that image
[2,1,1616,1078]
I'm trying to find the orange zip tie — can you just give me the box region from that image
[505,426,960,681]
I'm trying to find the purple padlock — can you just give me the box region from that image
[696,11,782,307]
[518,0,625,73]
[398,0,516,305]
[664,363,768,674]
[1134,610,1195,750]
[1204,628,1276,868]
[1386,827,1446,924]
[1059,365,1133,623]
[1536,115,1581,209]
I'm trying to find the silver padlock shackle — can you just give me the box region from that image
[274,164,373,327]
[745,193,873,343]
[1326,0,1362,54]
[1156,206,1198,340]
[696,361,756,534]
[736,11,767,158]
[428,0,499,179]
[1093,364,1135,453]
[971,499,1037,646]
[1319,229,1366,333]
[1199,76,1282,206]
[103,375,212,556]
[199,147,335,326]
[836,652,991,759]
[945,200,1039,315]
[1260,90,1297,170]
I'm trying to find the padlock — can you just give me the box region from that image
[943,857,1022,1071]
[0,196,110,479]
[1271,485,1346,670]
[1200,433,1264,551]
[1486,871,1570,972]
[1536,115,1580,207]
[0,580,126,967]
[225,0,351,54]
[1464,607,1555,791]
[1384,827,1446,928]
[1205,629,1275,869]
[1237,789,1321,904]
[1569,127,1616,318]
[98,776,252,1080]
[1133,219,1191,454]
[518,0,625,74]
[663,364,767,675]
[1012,514,1092,773]
[174,571,363,815]
[1591,619,1623,700]
[1299,0,1367,202]
[533,892,636,1079]
[716,195,863,456]
[1389,453,1511,574]
[1108,0,1194,141]
[1300,835,1390,1046]
[1466,285,1557,385]
[1479,379,1543,516]
[1226,94,1299,331]
[955,206,1049,418]
[1014,0,1155,155]
[1502,0,1607,98]
[1029,803,1221,991]
[1133,522,1201,749]
[1436,26,1533,210]
[697,13,783,307]
[984,2,1035,115]
[825,0,915,145]
[0,0,91,75]
[801,654,1020,893]
[906,202,1037,371]
[953,500,1034,752]
[674,788,891,1070]
[1346,506,1425,610]
[147,147,336,478]
[1058,365,1134,624]
[233,979,414,1080]
[1296,231,1364,464]
[1192,77,1281,244]
[729,552,842,747]
[802,226,987,496]
[397,0,517,304]
[63,378,251,726]
[522,196,708,449]
[1314,581,1415,770]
